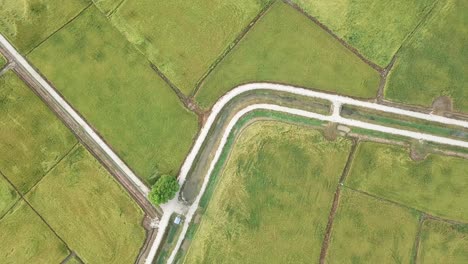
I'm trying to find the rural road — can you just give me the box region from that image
[166,84,468,263]
[1,34,468,264]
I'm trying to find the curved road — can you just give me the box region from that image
[1,34,467,264]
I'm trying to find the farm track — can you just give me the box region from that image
[0,35,160,264]
[2,16,468,261]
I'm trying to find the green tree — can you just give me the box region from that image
[149,175,179,205]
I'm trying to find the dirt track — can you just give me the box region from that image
[0,37,160,264]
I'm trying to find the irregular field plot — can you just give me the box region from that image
[195,1,380,109]
[0,201,69,263]
[26,145,146,264]
[0,176,18,218]
[385,0,468,112]
[290,0,435,66]
[29,6,198,183]
[110,0,272,94]
[0,0,90,52]
[185,121,352,263]
[418,219,468,263]
[0,55,5,67]
[347,142,468,222]
[327,188,419,263]
[0,71,77,193]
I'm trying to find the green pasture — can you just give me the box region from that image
[0,55,5,67]
[418,219,468,263]
[109,0,271,94]
[26,145,146,264]
[0,201,69,263]
[195,1,380,109]
[385,0,468,112]
[184,121,352,263]
[92,0,119,15]
[347,142,468,222]
[28,6,198,183]
[0,0,90,52]
[291,0,435,66]
[0,71,77,193]
[327,188,419,263]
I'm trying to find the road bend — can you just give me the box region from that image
[3,33,468,264]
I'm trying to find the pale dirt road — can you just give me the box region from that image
[2,34,468,264]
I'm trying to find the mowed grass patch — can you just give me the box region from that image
[347,142,468,222]
[0,201,69,263]
[0,0,90,52]
[385,0,468,112]
[110,0,272,94]
[290,0,435,66]
[185,121,352,263]
[418,219,468,263]
[29,6,198,183]
[0,176,18,218]
[0,71,77,193]
[326,188,419,263]
[26,145,146,264]
[195,1,380,109]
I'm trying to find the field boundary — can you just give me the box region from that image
[0,169,73,254]
[191,0,277,97]
[25,3,93,56]
[283,0,383,73]
[319,140,358,263]
[23,142,80,195]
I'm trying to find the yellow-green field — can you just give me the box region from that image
[184,121,352,263]
[0,0,90,52]
[418,219,468,263]
[347,142,468,222]
[195,1,380,109]
[27,146,146,264]
[326,188,419,263]
[0,176,18,218]
[385,0,468,112]
[28,6,199,183]
[0,71,77,193]
[290,0,435,66]
[108,0,272,94]
[0,201,69,263]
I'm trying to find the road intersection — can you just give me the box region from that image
[1,33,467,264]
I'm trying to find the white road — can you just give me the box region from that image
[2,34,466,264]
[166,100,468,264]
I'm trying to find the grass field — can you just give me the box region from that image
[0,201,69,263]
[0,176,18,218]
[290,0,435,67]
[326,188,419,263]
[0,55,5,67]
[385,0,468,112]
[195,1,380,109]
[347,142,468,222]
[0,71,77,193]
[184,121,352,263]
[418,219,468,263]
[28,6,199,183]
[109,0,272,94]
[26,145,146,264]
[92,0,119,15]
[0,0,90,52]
